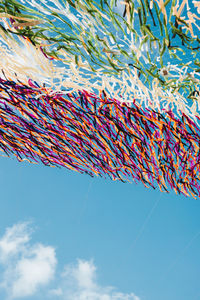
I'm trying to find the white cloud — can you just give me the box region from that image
[0,223,140,300]
[0,222,57,299]
[50,259,140,300]
[0,222,31,261]
[10,244,56,298]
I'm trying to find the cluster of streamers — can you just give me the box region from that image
[0,0,199,197]
[0,30,199,121]
[0,0,200,97]
[0,77,200,198]
[0,1,200,118]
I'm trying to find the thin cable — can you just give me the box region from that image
[124,193,162,259]
[161,229,200,280]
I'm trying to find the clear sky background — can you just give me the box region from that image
[0,1,200,300]
[0,154,200,300]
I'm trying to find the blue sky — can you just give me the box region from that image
[0,155,200,300]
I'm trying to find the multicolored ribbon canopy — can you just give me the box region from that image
[0,0,200,197]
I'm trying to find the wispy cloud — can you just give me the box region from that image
[50,259,140,300]
[0,222,57,299]
[0,222,31,260]
[0,222,140,300]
